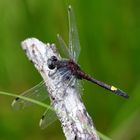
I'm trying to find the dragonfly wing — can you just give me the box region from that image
[68,5,81,62]
[39,104,57,129]
[39,76,76,129]
[74,79,84,96]
[12,81,49,110]
[57,34,72,59]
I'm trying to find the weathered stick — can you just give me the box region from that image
[21,38,99,140]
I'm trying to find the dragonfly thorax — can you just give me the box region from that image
[66,60,82,79]
[47,55,83,80]
[67,60,80,72]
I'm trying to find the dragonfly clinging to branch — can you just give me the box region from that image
[48,5,129,99]
[12,5,129,129]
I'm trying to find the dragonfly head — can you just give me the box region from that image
[47,55,58,70]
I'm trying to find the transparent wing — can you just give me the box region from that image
[68,5,81,62]
[12,81,48,110]
[57,34,72,59]
[75,79,84,96]
[39,104,57,129]
[39,75,76,129]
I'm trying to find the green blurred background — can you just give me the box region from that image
[0,0,140,140]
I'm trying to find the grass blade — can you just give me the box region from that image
[0,91,53,110]
[0,90,111,139]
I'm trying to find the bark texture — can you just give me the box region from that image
[21,38,100,140]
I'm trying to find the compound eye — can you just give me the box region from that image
[47,59,55,69]
[47,56,57,70]
[51,55,57,62]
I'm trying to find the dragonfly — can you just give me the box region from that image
[12,5,129,129]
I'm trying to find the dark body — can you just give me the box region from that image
[48,56,129,98]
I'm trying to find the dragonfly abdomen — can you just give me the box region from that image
[76,70,129,98]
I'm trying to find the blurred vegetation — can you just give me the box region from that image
[0,0,140,140]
